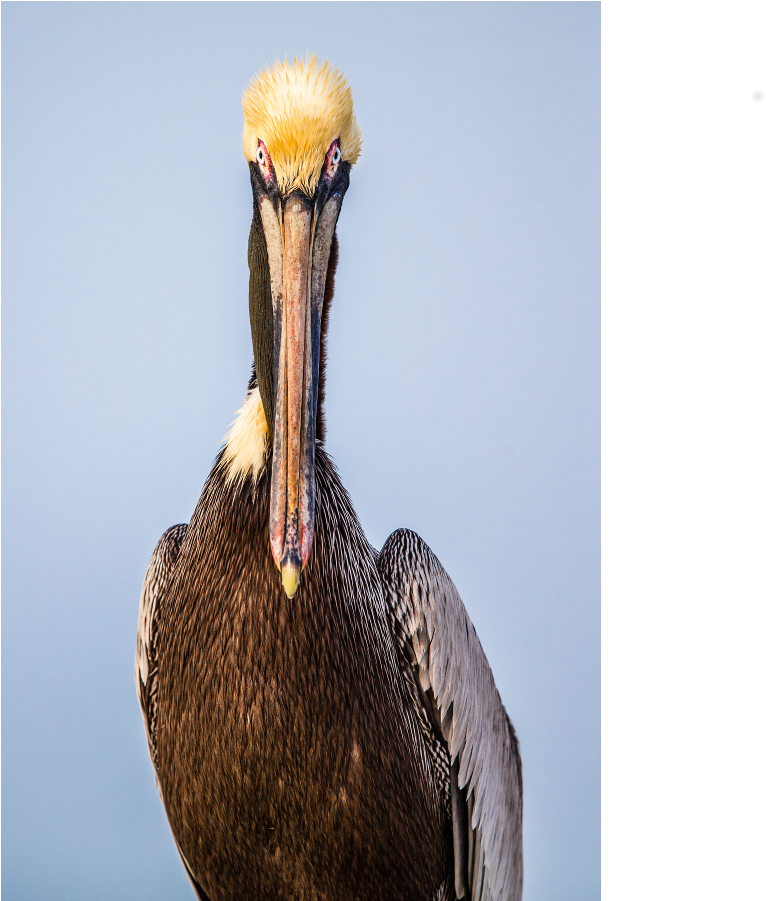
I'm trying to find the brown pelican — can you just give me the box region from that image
[136,57,522,901]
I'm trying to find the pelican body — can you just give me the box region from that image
[136,59,522,901]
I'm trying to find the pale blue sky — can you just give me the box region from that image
[2,3,599,899]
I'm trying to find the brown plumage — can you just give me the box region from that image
[156,450,449,901]
[136,57,522,901]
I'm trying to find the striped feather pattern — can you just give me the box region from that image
[378,529,523,901]
[135,522,187,768]
[137,450,454,900]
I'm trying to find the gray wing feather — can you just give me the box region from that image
[378,529,523,901]
[135,523,187,768]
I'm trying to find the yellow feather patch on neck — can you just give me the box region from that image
[222,386,268,484]
[243,56,362,197]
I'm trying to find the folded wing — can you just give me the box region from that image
[136,524,216,900]
[377,529,523,901]
[135,523,187,769]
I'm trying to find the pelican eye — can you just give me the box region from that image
[332,146,341,165]
[256,146,265,165]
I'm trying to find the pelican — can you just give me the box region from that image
[136,57,522,901]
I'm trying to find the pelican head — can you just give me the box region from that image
[242,57,361,598]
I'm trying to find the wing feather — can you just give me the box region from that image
[378,529,523,901]
[135,523,187,769]
[136,524,214,901]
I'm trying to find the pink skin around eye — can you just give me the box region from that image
[257,141,274,181]
[325,141,340,173]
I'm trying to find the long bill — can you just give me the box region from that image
[258,190,341,598]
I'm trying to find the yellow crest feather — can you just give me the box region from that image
[243,56,362,196]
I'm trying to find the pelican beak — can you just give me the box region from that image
[258,189,341,598]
